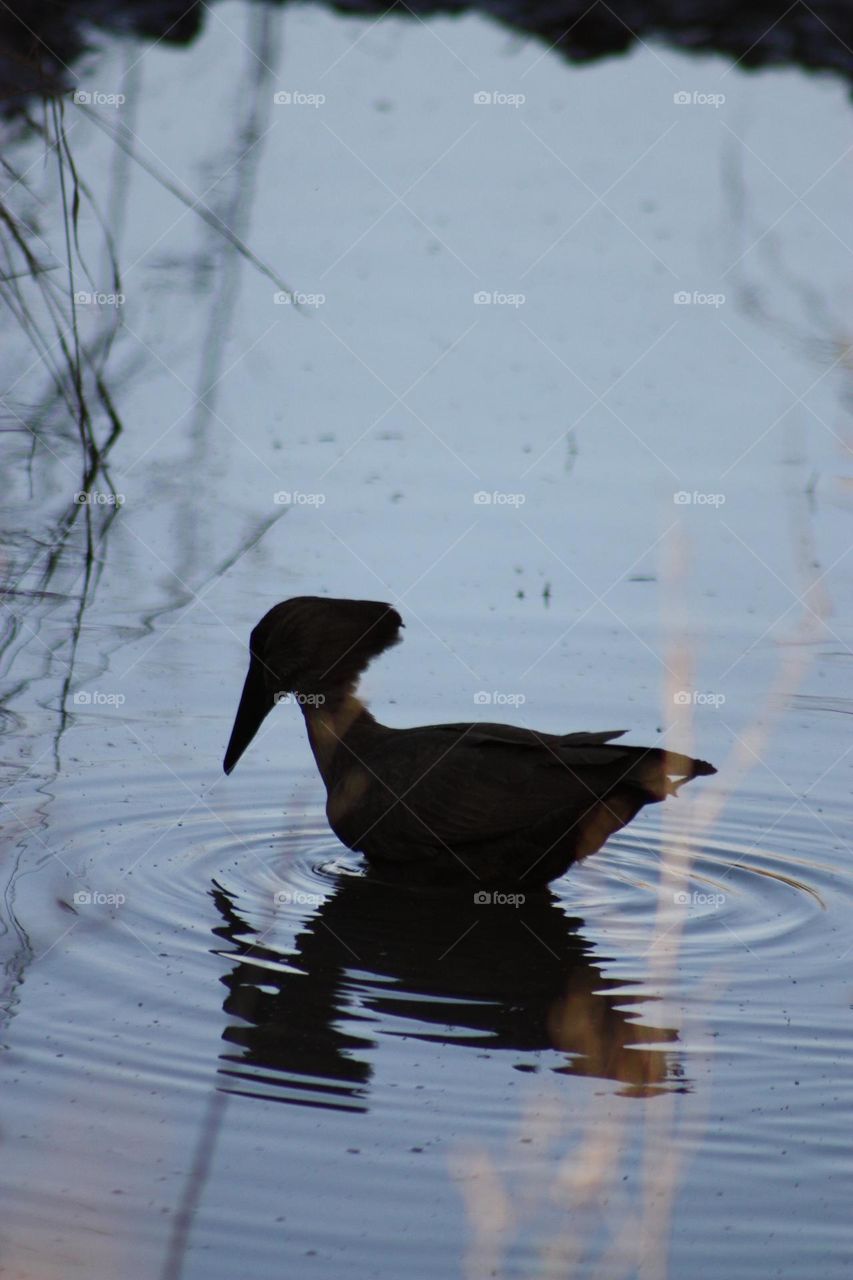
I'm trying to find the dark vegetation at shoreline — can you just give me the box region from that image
[2,0,853,119]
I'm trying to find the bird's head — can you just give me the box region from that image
[223,595,403,773]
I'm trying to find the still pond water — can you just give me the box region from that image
[1,4,852,1277]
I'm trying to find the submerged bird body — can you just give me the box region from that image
[224,597,716,887]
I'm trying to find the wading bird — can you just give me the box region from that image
[223,597,715,886]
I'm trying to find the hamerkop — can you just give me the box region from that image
[223,597,715,886]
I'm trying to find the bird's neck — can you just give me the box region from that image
[299,687,378,787]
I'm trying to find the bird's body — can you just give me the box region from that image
[224,597,716,887]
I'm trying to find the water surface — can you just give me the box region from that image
[1,5,852,1278]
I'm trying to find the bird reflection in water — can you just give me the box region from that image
[210,871,684,1113]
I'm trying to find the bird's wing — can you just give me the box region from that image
[353,725,645,854]
[419,722,627,753]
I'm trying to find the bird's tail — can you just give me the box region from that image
[618,747,716,802]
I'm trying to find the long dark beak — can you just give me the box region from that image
[223,656,275,774]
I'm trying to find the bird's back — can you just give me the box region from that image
[323,713,714,886]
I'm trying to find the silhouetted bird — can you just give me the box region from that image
[223,597,715,886]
